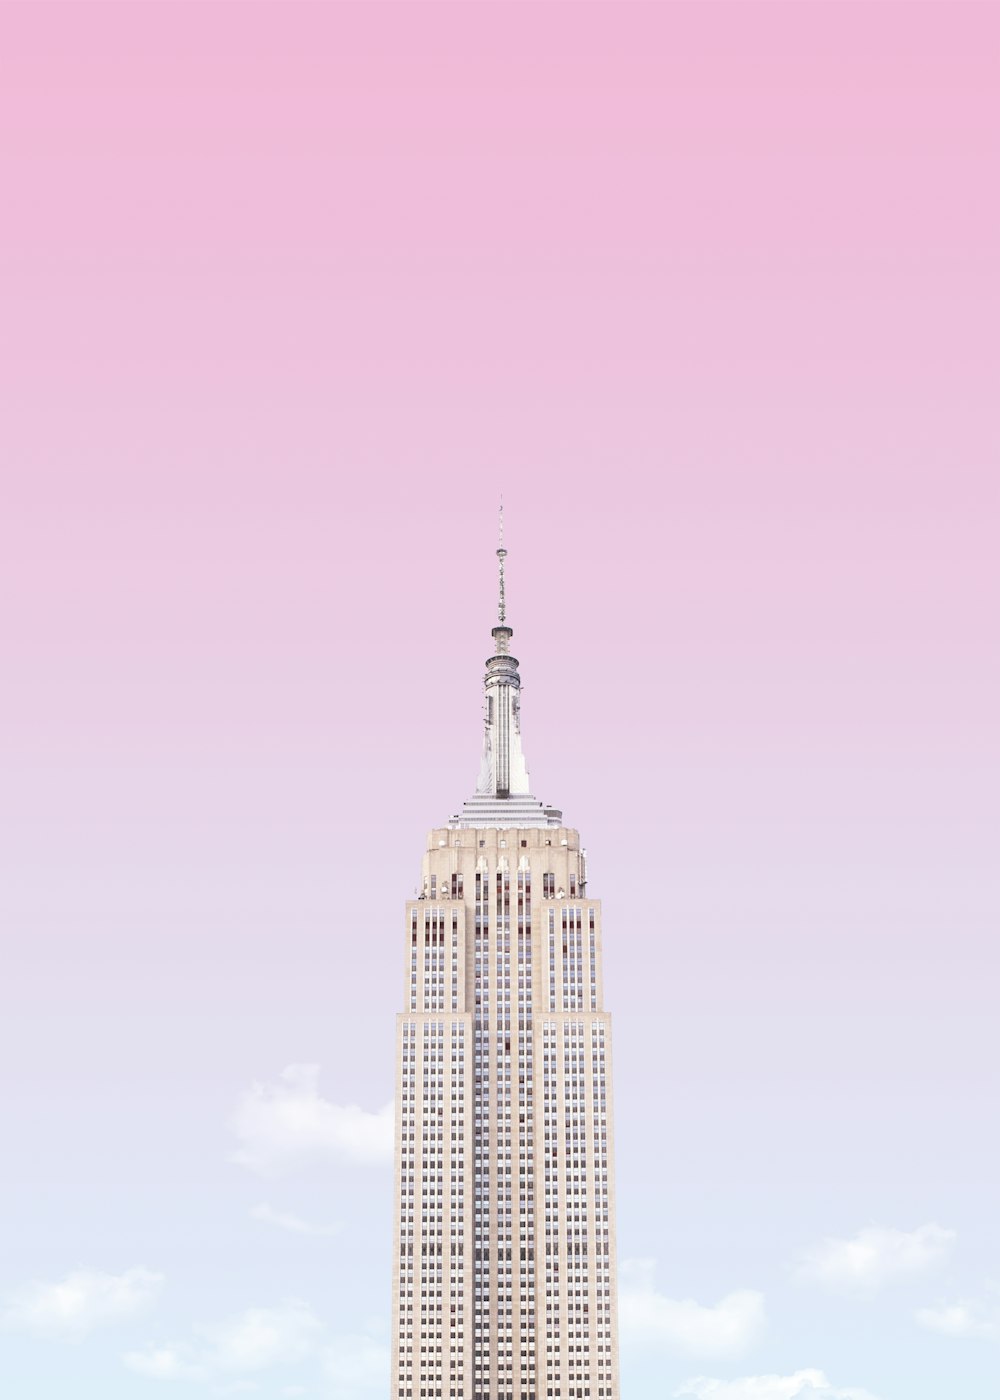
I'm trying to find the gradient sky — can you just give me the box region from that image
[1,5,998,1400]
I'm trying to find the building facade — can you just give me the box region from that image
[391,533,620,1400]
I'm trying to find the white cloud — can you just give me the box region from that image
[126,1300,324,1382]
[675,1370,884,1400]
[203,1299,324,1373]
[123,1346,207,1381]
[2,1267,163,1342]
[796,1224,955,1294]
[125,1301,385,1394]
[619,1259,765,1357]
[230,1066,393,1177]
[250,1202,340,1238]
[916,1292,1000,1340]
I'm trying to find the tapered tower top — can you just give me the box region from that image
[448,512,563,830]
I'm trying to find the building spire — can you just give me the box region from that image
[477,505,526,799]
[448,507,563,827]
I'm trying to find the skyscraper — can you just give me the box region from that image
[391,523,620,1400]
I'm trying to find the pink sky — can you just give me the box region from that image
[0,6,997,1400]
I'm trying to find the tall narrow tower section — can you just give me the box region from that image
[391,521,620,1400]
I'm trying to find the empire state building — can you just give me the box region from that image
[391,526,620,1400]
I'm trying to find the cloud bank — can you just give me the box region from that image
[229,1065,393,1176]
[916,1292,1000,1340]
[675,1369,883,1400]
[124,1298,389,1395]
[619,1259,765,1357]
[2,1267,163,1342]
[796,1224,954,1294]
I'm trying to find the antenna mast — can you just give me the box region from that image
[497,502,507,625]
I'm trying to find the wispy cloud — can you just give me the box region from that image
[675,1370,884,1400]
[202,1298,324,1372]
[125,1299,323,1381]
[124,1299,387,1395]
[916,1288,1000,1340]
[229,1066,392,1177]
[619,1259,764,1357]
[125,1346,208,1382]
[796,1224,955,1294]
[249,1202,340,1238]
[2,1267,163,1342]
